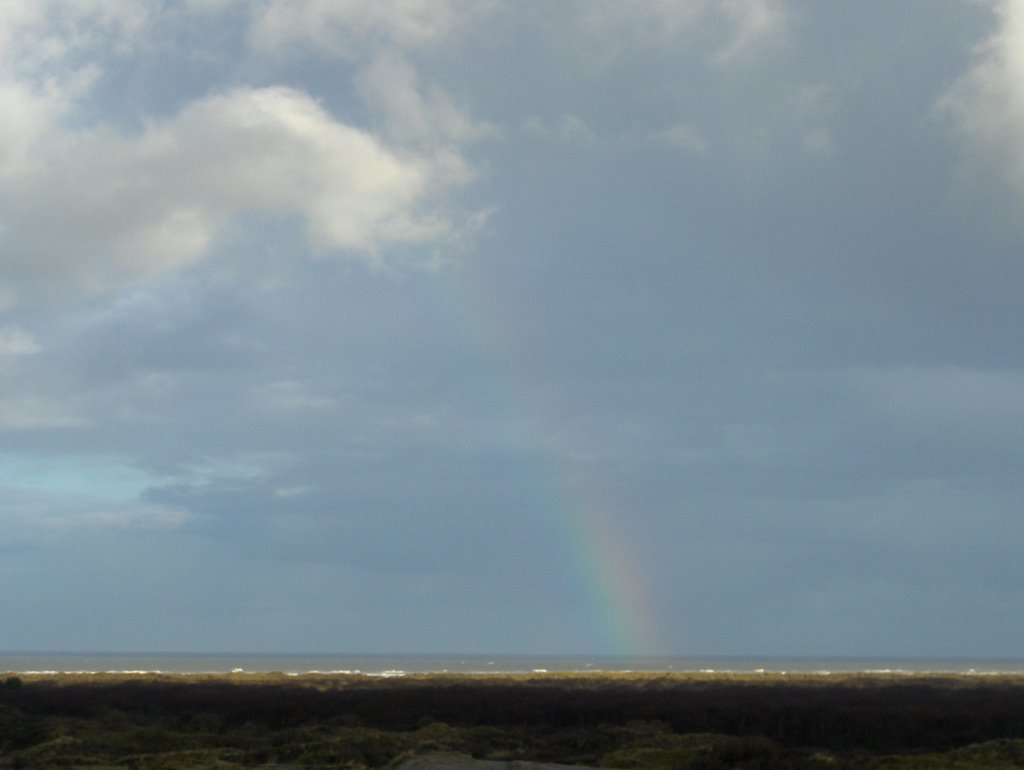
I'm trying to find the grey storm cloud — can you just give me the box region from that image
[1,0,1023,657]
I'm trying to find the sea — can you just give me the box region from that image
[3,653,1024,676]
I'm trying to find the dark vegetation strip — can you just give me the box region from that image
[4,673,1024,752]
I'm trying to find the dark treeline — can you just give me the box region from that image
[4,674,1024,753]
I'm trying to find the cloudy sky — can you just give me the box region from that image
[2,0,1024,658]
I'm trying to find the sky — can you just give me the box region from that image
[2,0,1024,658]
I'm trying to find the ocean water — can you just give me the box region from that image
[3,652,1024,676]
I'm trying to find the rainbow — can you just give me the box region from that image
[436,265,667,656]
[544,453,665,655]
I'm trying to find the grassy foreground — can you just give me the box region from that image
[3,671,1024,768]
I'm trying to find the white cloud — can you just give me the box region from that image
[712,0,788,65]
[0,326,40,355]
[523,114,599,144]
[0,85,469,305]
[580,0,707,49]
[0,0,149,68]
[0,57,97,177]
[0,0,149,161]
[941,0,1024,200]
[253,380,336,412]
[801,127,833,155]
[0,396,90,429]
[184,0,238,14]
[248,2,493,185]
[788,83,835,155]
[249,0,489,58]
[357,51,496,148]
[648,122,708,153]
[0,2,484,308]
[578,0,787,64]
